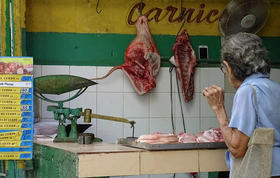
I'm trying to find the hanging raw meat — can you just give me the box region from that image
[91,16,160,95]
[172,30,197,102]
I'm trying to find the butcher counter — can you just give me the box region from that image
[33,140,229,178]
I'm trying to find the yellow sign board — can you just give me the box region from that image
[26,0,280,36]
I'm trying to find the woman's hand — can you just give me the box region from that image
[202,85,224,112]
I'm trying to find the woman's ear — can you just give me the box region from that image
[223,61,232,75]
[223,61,242,89]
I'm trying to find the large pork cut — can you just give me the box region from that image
[196,128,224,143]
[136,128,224,144]
[177,132,197,143]
[178,128,224,143]
[91,16,160,95]
[136,132,178,144]
[172,30,197,102]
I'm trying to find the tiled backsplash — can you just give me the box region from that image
[34,66,280,136]
[33,65,280,178]
[34,66,226,138]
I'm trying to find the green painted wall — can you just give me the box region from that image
[25,32,280,67]
[26,32,221,66]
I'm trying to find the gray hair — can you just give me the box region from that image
[221,32,270,81]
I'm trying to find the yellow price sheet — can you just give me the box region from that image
[0,123,32,130]
[0,152,32,160]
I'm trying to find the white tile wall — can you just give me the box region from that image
[200,117,219,131]
[150,93,171,118]
[152,67,171,93]
[200,68,224,118]
[36,66,226,135]
[224,93,235,118]
[35,65,228,178]
[200,68,224,90]
[124,93,149,118]
[96,119,123,144]
[173,93,200,118]
[97,92,123,117]
[175,117,200,135]
[34,65,42,77]
[150,117,174,134]
[270,68,280,83]
[97,66,124,92]
[42,65,69,75]
[200,94,215,118]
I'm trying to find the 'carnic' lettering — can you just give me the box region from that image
[144,7,164,22]
[127,2,220,25]
[205,10,219,23]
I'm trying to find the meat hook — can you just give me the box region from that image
[130,122,135,138]
[169,66,176,134]
[176,0,186,36]
[139,0,144,16]
[96,0,102,14]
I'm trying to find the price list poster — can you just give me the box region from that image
[0,57,33,160]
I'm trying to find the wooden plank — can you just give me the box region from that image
[78,152,140,177]
[198,149,229,172]
[35,141,141,154]
[140,150,199,174]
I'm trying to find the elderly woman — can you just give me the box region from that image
[203,32,280,177]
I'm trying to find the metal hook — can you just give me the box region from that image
[130,122,135,138]
[176,0,185,36]
[139,0,143,16]
[96,0,102,14]
[169,65,175,72]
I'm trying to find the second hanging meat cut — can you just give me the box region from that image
[91,16,160,95]
[172,30,197,102]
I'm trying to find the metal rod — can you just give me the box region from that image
[140,0,143,16]
[90,113,135,125]
[175,71,186,133]
[169,66,175,134]
[131,124,135,138]
[176,0,185,36]
[9,1,14,56]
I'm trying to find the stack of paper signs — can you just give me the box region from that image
[0,57,33,160]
